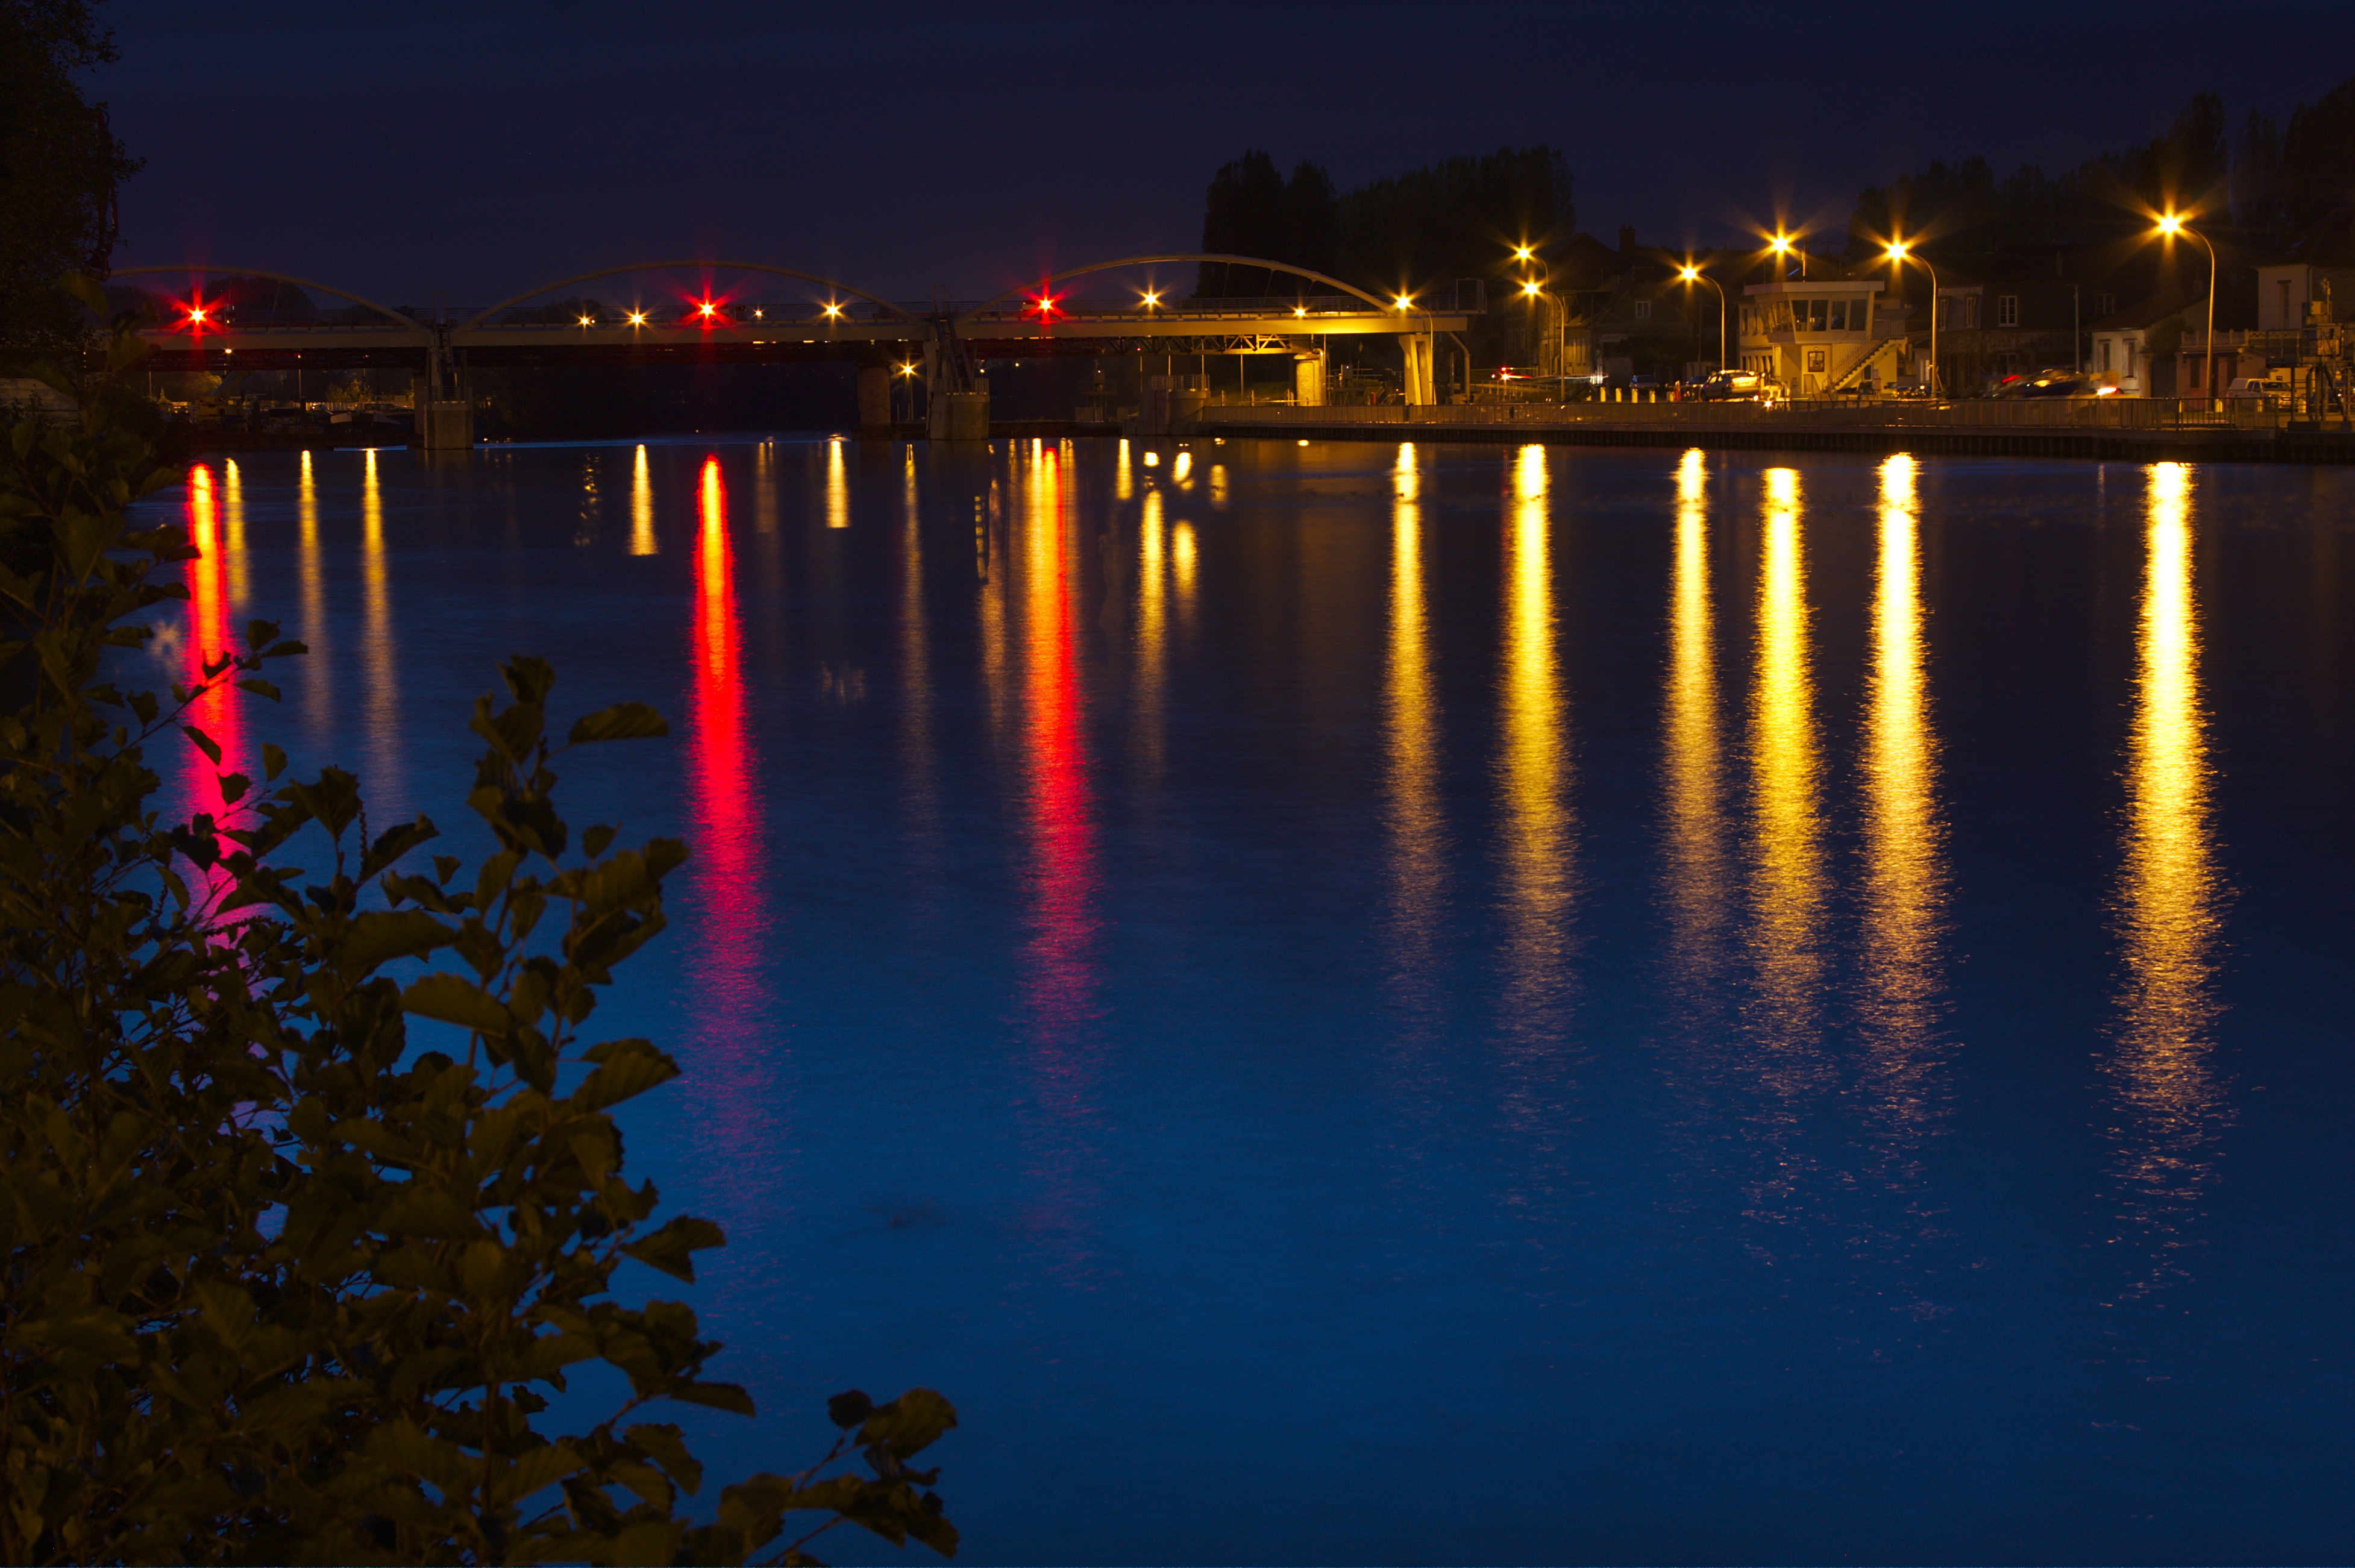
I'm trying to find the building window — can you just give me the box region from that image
[1996,294,2019,327]
[2098,339,2111,372]
[2094,292,2116,318]
[1634,299,1652,321]
[2277,278,2294,326]
[1805,348,1828,374]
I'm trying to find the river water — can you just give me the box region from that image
[153,437,2349,1564]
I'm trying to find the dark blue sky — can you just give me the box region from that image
[98,0,2354,307]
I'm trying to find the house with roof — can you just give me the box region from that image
[2087,295,2192,396]
[1736,276,1911,394]
[1933,275,2115,390]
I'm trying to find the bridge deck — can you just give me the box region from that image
[128,305,1476,371]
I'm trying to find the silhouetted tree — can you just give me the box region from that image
[1197,145,1572,301]
[1198,151,1338,295]
[2277,74,2355,243]
[1842,91,2234,265]
[0,0,140,366]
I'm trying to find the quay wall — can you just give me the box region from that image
[1200,404,2355,466]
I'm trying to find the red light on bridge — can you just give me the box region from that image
[1029,293,1062,319]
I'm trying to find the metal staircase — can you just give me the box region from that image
[1828,337,1906,393]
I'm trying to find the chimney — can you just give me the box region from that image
[1618,225,1636,254]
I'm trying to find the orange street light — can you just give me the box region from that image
[1679,263,1727,374]
[822,301,844,319]
[2156,212,2219,408]
[1885,239,1939,398]
[1140,289,1161,310]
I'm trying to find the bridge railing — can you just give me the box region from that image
[960,294,1435,322]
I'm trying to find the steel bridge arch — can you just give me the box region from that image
[108,266,425,332]
[461,262,916,331]
[957,254,1405,325]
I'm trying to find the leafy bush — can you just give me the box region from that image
[0,291,956,1566]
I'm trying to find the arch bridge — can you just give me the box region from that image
[109,256,1481,445]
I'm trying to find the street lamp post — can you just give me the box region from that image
[1886,240,1939,398]
[2157,213,2218,410]
[1679,264,1726,374]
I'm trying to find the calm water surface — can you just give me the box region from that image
[153,438,2350,1564]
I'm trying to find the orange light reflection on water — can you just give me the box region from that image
[2107,460,2229,1297]
[1497,445,1573,1047]
[1384,443,1446,1014]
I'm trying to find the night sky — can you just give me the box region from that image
[99,0,2355,307]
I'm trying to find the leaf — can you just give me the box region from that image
[489,1441,585,1507]
[621,1215,725,1282]
[262,742,287,781]
[858,1390,958,1460]
[365,1419,471,1494]
[668,1380,757,1417]
[625,1423,704,1497]
[572,1041,679,1112]
[607,1519,684,1567]
[341,909,455,971]
[377,1187,483,1241]
[568,702,669,745]
[20,1308,137,1363]
[364,814,440,877]
[243,618,281,651]
[236,677,281,701]
[180,723,222,765]
[401,972,510,1035]
[827,1390,874,1430]
[218,771,249,804]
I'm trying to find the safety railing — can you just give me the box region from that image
[1203,398,2347,434]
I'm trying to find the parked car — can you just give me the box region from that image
[2225,374,2292,403]
[1686,368,1781,404]
[1989,370,2095,398]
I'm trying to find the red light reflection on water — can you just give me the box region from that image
[1019,447,1097,1040]
[178,464,244,898]
[686,457,766,1029]
[1013,446,1103,1278]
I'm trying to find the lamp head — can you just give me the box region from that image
[1769,233,1792,254]
[1513,244,1533,261]
[2156,213,2184,236]
[1678,265,1699,282]
[1394,293,1413,310]
[1886,240,1910,262]
[1522,280,1542,297]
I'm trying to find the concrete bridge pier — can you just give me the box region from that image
[1294,351,1326,407]
[412,369,475,450]
[857,365,891,431]
[415,325,475,450]
[1398,333,1435,405]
